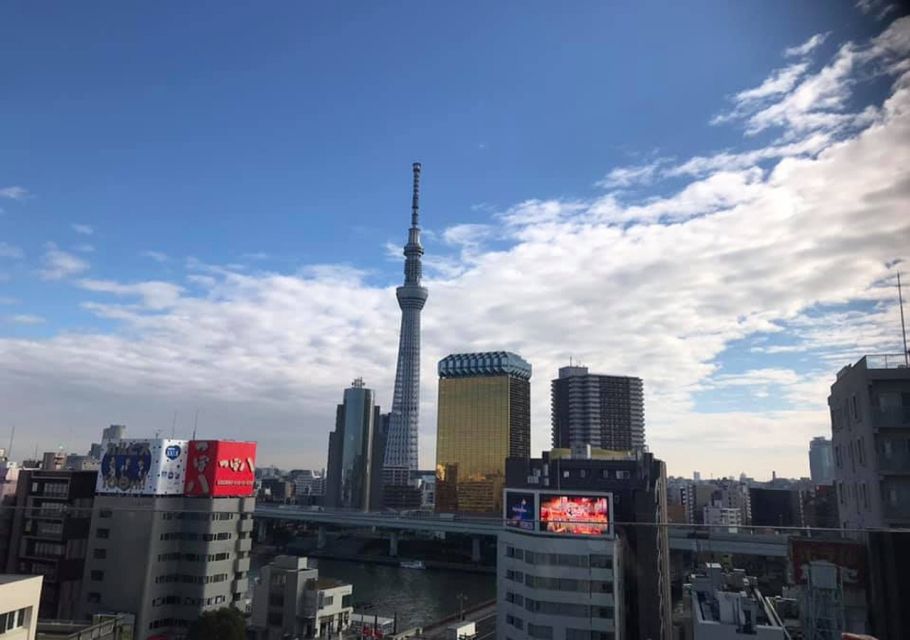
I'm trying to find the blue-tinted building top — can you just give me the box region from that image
[438,351,532,380]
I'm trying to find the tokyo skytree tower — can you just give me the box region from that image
[383,162,427,471]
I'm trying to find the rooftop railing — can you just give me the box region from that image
[863,353,910,370]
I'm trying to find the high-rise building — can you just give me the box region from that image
[324,379,381,511]
[551,366,645,451]
[809,436,835,485]
[435,351,531,515]
[79,438,257,640]
[88,425,126,460]
[250,555,353,639]
[502,448,671,640]
[383,163,428,473]
[828,354,910,530]
[5,469,97,619]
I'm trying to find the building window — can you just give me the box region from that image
[96,528,110,539]
[93,548,107,560]
[590,554,611,568]
[616,470,631,479]
[87,593,101,603]
[852,395,858,420]
[528,624,554,639]
[322,595,334,606]
[99,509,112,518]
[90,570,104,581]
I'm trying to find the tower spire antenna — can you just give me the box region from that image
[411,162,421,228]
[898,270,909,367]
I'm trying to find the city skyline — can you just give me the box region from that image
[1,6,909,479]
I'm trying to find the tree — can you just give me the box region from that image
[186,607,246,640]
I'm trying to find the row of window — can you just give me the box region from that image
[505,570,613,594]
[153,572,230,585]
[505,592,613,617]
[0,609,27,635]
[161,512,237,521]
[504,617,613,640]
[156,551,232,562]
[505,546,611,568]
[30,541,64,558]
[159,531,233,542]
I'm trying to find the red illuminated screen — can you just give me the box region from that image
[540,494,610,536]
[185,440,257,497]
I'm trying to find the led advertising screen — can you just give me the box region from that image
[505,491,536,530]
[97,439,188,495]
[184,440,257,497]
[540,493,611,536]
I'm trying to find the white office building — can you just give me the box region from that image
[251,556,353,639]
[0,575,42,640]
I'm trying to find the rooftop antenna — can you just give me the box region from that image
[7,425,14,460]
[171,411,177,438]
[898,271,909,367]
[192,409,200,440]
[411,162,421,228]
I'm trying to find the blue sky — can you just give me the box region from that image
[2,3,908,477]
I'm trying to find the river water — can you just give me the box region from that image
[251,553,496,631]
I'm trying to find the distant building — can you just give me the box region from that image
[551,366,645,451]
[5,469,97,619]
[79,438,256,640]
[290,470,325,497]
[703,505,743,531]
[0,462,20,568]
[0,574,42,640]
[435,351,532,515]
[88,425,127,460]
[809,437,835,485]
[250,555,352,639]
[260,478,294,503]
[828,354,910,530]
[503,448,671,640]
[324,379,382,511]
[685,563,787,639]
[749,487,802,528]
[41,451,66,471]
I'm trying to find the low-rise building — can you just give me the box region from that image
[250,555,353,639]
[0,574,42,640]
[686,563,787,639]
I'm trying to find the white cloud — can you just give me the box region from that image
[0,186,28,201]
[39,243,90,280]
[597,161,665,189]
[2,19,909,478]
[5,314,45,325]
[856,0,895,20]
[71,223,94,236]
[141,250,169,263]
[784,32,830,58]
[0,242,24,259]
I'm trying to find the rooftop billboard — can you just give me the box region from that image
[184,440,257,498]
[790,538,866,585]
[539,493,612,537]
[96,439,188,496]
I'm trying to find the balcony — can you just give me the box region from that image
[878,455,910,474]
[239,518,254,533]
[235,557,251,573]
[872,407,910,429]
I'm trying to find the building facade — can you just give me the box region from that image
[79,437,257,640]
[551,366,645,451]
[250,555,352,640]
[324,379,381,511]
[383,162,428,473]
[0,575,42,640]
[435,351,532,514]
[5,469,97,619]
[809,437,835,485]
[504,448,671,640]
[828,354,910,530]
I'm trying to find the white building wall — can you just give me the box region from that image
[497,530,622,640]
[0,575,42,640]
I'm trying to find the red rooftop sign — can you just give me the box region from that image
[184,440,257,497]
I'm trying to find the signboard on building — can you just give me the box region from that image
[505,491,536,530]
[539,493,612,537]
[96,439,188,495]
[184,440,257,497]
[790,538,866,585]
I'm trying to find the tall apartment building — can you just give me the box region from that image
[5,469,97,619]
[828,354,910,529]
[324,379,383,511]
[809,436,835,485]
[79,438,257,640]
[503,448,670,640]
[435,352,531,515]
[250,555,353,639]
[551,366,645,451]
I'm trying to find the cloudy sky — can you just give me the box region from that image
[1,3,908,479]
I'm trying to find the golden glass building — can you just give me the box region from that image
[435,351,531,514]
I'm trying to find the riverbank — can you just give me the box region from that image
[302,549,495,574]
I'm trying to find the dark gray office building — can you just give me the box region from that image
[325,379,383,511]
[551,366,645,451]
[828,354,910,530]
